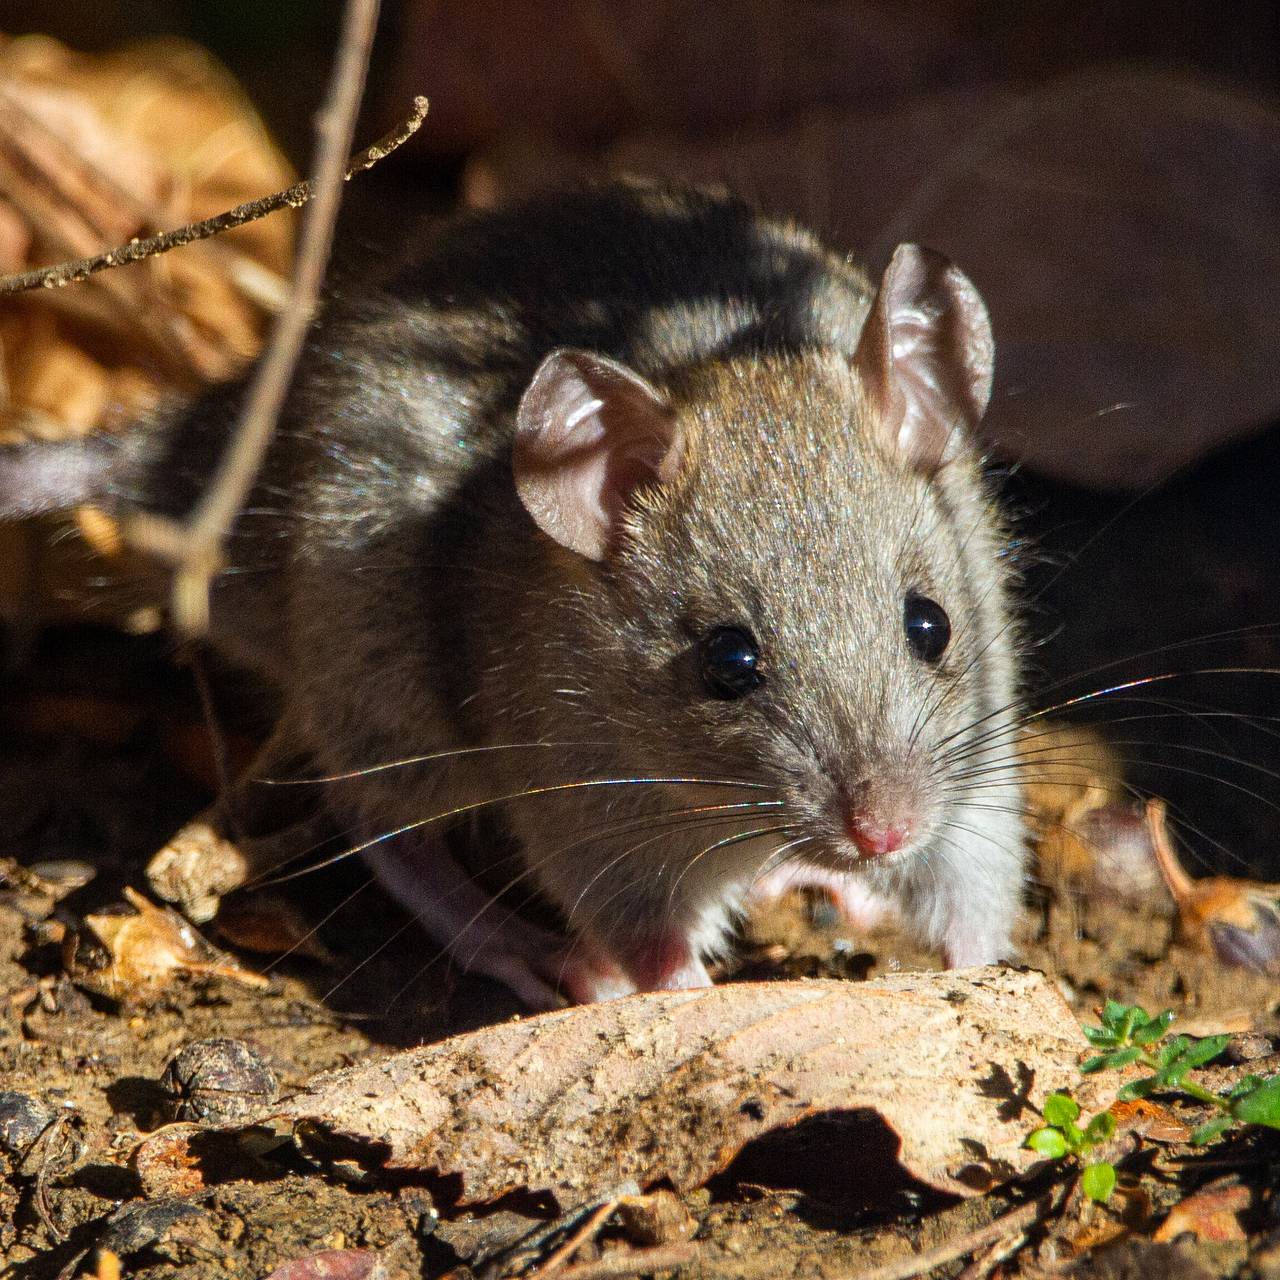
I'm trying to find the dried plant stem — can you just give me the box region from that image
[533,1193,634,1276]
[123,0,387,635]
[537,1244,698,1280]
[0,95,427,299]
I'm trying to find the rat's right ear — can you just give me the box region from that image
[513,349,683,561]
[852,244,994,475]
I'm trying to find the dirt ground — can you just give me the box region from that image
[1,625,1278,1280]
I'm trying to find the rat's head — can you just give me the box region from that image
[512,244,1016,891]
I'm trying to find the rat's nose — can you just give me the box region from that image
[842,781,915,858]
[844,809,913,857]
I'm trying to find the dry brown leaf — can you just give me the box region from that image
[389,0,972,154]
[1147,798,1280,975]
[262,1251,388,1280]
[79,886,268,1002]
[0,32,296,625]
[0,33,295,427]
[215,895,337,965]
[1021,722,1124,883]
[1017,722,1166,902]
[1153,1180,1250,1244]
[1108,1098,1194,1145]
[138,968,1102,1212]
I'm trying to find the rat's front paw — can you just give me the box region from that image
[455,923,637,1009]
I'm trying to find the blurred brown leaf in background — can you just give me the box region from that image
[0,33,296,627]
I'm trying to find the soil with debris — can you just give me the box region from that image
[1,618,1278,1280]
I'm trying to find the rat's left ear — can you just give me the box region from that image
[513,348,683,561]
[852,244,994,475]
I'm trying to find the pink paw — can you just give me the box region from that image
[454,918,637,1010]
[626,930,712,994]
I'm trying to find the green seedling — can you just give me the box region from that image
[1082,1000,1280,1143]
[1026,1091,1117,1202]
[1026,1001,1280,1203]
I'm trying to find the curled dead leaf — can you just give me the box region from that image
[1147,798,1280,975]
[1153,1179,1250,1244]
[1019,723,1166,903]
[134,968,1104,1212]
[78,886,268,1002]
[215,895,337,966]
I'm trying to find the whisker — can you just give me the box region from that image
[257,741,679,784]
[252,774,773,888]
[741,834,821,897]
[556,823,801,993]
[937,666,1280,769]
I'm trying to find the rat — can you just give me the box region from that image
[0,180,1027,1007]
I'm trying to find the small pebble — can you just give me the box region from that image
[1226,1031,1275,1063]
[159,1038,279,1123]
[28,860,96,893]
[0,1091,59,1158]
[618,1190,695,1247]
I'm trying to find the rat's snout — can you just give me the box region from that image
[840,778,919,859]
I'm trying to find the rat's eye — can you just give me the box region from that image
[699,626,763,699]
[904,594,951,664]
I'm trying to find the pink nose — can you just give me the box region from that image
[844,809,913,858]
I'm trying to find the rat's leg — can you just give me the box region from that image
[619,929,712,993]
[366,836,638,1008]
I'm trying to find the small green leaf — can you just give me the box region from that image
[1101,999,1129,1024]
[1043,1093,1080,1127]
[1189,1115,1234,1146]
[1083,1025,1120,1048]
[1155,1035,1191,1073]
[1175,1035,1230,1072]
[1116,1075,1160,1101]
[1130,1010,1176,1045]
[1228,1074,1263,1100]
[1229,1074,1280,1129]
[1090,1044,1141,1075]
[1117,1006,1142,1044]
[1084,1111,1117,1145]
[1026,1127,1069,1158]
[1081,1162,1117,1203]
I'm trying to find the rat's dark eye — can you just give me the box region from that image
[904,594,951,664]
[699,626,763,699]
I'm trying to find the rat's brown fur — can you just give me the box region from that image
[18,180,1027,1005]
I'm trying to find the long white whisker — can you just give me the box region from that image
[252,775,774,887]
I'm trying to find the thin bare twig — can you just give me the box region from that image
[536,1244,699,1280]
[0,95,427,298]
[533,1193,633,1276]
[124,0,387,635]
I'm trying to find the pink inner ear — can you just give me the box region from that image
[853,244,994,475]
[513,348,682,561]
